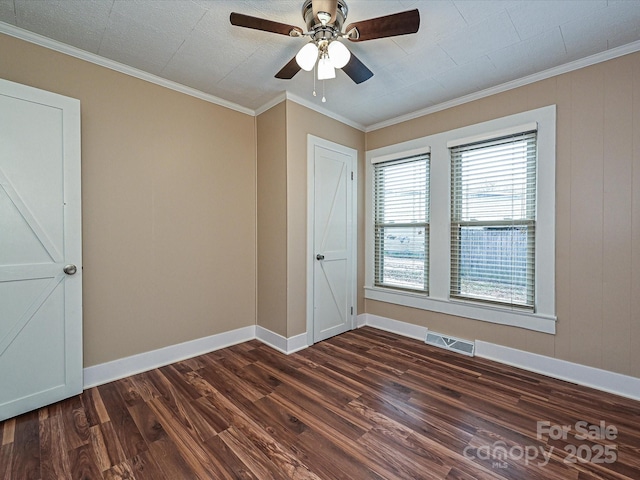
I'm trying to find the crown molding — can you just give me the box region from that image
[284,92,366,131]
[254,92,287,116]
[0,22,255,116]
[4,20,639,132]
[254,91,366,131]
[0,19,364,130]
[366,39,640,132]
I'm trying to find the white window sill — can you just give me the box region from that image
[364,286,557,334]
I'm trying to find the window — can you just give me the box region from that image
[373,154,429,292]
[365,106,556,334]
[450,131,537,309]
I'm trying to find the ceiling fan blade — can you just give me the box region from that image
[230,12,303,37]
[312,0,338,24]
[345,9,420,42]
[341,52,373,84]
[275,56,302,79]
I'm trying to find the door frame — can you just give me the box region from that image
[306,134,358,346]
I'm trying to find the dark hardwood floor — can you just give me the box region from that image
[2,327,639,479]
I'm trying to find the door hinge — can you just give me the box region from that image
[350,306,354,315]
[351,171,354,180]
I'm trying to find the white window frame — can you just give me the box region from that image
[365,105,556,334]
[372,149,431,293]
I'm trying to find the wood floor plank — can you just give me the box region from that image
[312,340,380,371]
[191,396,232,434]
[39,413,71,480]
[291,429,388,480]
[146,436,196,479]
[126,372,162,404]
[0,443,13,480]
[246,395,309,448]
[182,370,219,398]
[81,387,108,427]
[199,361,264,405]
[148,397,231,480]
[204,435,259,480]
[59,394,91,451]
[218,427,288,480]
[128,450,168,480]
[197,384,320,480]
[113,377,146,408]
[140,368,192,411]
[242,344,308,374]
[88,422,127,472]
[102,459,136,480]
[269,389,409,480]
[97,382,148,460]
[271,382,367,442]
[127,400,168,445]
[2,327,639,479]
[216,346,254,371]
[157,364,203,402]
[67,443,104,480]
[360,428,450,480]
[235,362,283,396]
[10,410,39,480]
[153,387,219,445]
[258,360,359,413]
[227,411,319,480]
[1,419,14,445]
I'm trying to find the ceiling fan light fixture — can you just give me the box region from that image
[230,1,421,87]
[317,55,336,80]
[296,42,319,71]
[328,40,351,68]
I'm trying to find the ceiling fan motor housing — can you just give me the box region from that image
[301,0,348,38]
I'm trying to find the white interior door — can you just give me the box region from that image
[0,79,82,421]
[308,136,357,344]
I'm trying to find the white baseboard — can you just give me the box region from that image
[255,326,308,354]
[475,341,640,402]
[358,313,428,341]
[286,332,309,354]
[83,326,256,388]
[359,313,640,402]
[84,315,640,402]
[84,325,309,389]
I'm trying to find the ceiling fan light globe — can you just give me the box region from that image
[328,40,351,68]
[317,56,336,80]
[296,43,319,71]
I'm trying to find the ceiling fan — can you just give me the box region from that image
[230,0,420,84]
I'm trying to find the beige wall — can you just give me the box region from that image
[285,100,366,337]
[256,103,288,336]
[256,100,365,339]
[366,52,640,379]
[0,33,257,367]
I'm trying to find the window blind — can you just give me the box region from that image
[374,154,429,292]
[450,131,537,309]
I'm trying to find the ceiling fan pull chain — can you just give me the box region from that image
[313,63,317,97]
[322,80,327,103]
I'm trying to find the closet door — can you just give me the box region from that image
[0,79,82,421]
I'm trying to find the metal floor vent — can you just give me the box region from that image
[425,331,475,357]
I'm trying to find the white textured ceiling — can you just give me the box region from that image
[1,0,640,128]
